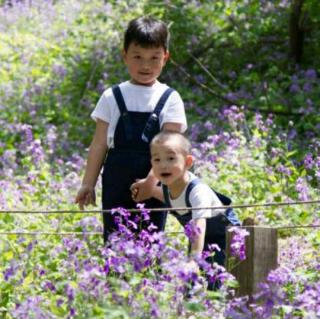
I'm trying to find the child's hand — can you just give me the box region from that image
[130,178,153,202]
[131,187,139,201]
[75,185,96,210]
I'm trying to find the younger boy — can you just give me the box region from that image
[147,131,240,271]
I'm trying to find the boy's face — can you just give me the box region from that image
[123,43,169,86]
[151,138,193,187]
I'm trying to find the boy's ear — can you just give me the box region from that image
[164,51,170,63]
[186,155,193,169]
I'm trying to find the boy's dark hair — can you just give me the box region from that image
[124,16,169,52]
[151,131,191,155]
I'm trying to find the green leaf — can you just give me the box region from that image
[185,302,206,312]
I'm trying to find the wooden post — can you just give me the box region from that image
[226,226,278,297]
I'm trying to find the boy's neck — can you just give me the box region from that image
[168,171,190,200]
[129,79,158,87]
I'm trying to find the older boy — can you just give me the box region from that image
[75,17,187,241]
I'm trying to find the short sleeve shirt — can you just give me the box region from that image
[169,173,225,219]
[91,80,187,148]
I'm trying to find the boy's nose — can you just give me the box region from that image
[140,60,151,68]
[159,161,166,168]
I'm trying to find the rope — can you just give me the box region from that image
[0,199,319,214]
[0,231,103,236]
[0,200,319,236]
[0,231,185,236]
[276,224,320,230]
[0,225,319,236]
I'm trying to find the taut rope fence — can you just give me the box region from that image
[0,199,319,214]
[0,199,319,236]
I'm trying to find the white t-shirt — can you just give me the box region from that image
[91,80,187,148]
[169,173,225,219]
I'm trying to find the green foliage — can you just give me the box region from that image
[0,1,319,317]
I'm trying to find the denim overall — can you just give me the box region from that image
[102,85,174,242]
[162,178,240,265]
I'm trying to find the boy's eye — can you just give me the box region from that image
[168,156,175,161]
[152,158,160,162]
[134,56,141,59]
[152,56,160,60]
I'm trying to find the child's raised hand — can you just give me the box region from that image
[130,178,153,202]
[75,185,96,210]
[131,187,139,201]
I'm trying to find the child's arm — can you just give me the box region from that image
[185,218,206,274]
[131,175,165,203]
[75,119,109,210]
[150,184,164,202]
[190,218,206,257]
[130,122,183,202]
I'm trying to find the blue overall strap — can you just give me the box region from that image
[163,183,191,226]
[162,184,171,208]
[141,88,175,143]
[112,85,133,141]
[185,178,233,207]
[153,87,175,117]
[185,178,201,208]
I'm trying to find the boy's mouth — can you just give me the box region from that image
[160,173,171,178]
[139,72,152,76]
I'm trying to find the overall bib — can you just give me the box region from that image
[102,85,174,242]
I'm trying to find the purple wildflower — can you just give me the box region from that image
[228,226,250,261]
[184,220,201,243]
[289,83,300,93]
[65,284,75,303]
[137,203,151,221]
[305,69,317,80]
[303,153,314,169]
[295,177,309,201]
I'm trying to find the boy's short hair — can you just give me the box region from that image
[124,16,169,52]
[151,131,191,155]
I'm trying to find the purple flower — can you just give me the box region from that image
[52,63,68,78]
[289,83,300,93]
[109,256,127,273]
[303,153,314,169]
[266,266,295,285]
[295,282,320,316]
[65,284,75,303]
[39,268,46,276]
[305,69,317,80]
[228,226,249,261]
[69,307,76,317]
[42,280,56,292]
[4,265,15,281]
[184,220,201,243]
[303,82,313,92]
[295,177,309,201]
[56,299,64,307]
[225,296,252,318]
[111,207,131,219]
[137,203,151,222]
[277,164,292,176]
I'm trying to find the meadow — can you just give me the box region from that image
[0,1,319,318]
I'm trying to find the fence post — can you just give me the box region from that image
[226,225,278,297]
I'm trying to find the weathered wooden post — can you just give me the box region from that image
[226,222,278,297]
